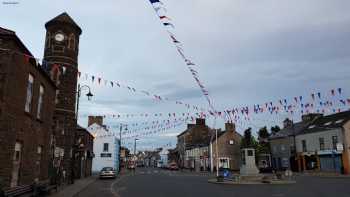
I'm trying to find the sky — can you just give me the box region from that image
[1,0,350,151]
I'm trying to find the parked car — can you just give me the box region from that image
[168,162,179,171]
[99,167,117,179]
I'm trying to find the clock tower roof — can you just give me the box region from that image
[45,12,82,35]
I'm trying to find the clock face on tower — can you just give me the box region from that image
[54,33,65,42]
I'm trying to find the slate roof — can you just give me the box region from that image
[269,121,311,140]
[300,110,350,134]
[269,111,350,139]
[45,12,82,34]
[0,27,15,35]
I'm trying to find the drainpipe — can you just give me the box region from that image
[210,142,213,172]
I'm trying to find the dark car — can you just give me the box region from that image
[99,167,117,179]
[168,163,179,171]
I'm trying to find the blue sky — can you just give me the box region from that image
[1,0,350,151]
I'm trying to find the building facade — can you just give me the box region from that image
[295,111,350,174]
[185,145,210,171]
[176,118,213,168]
[74,126,94,179]
[43,12,82,185]
[269,114,320,171]
[0,27,56,188]
[87,116,120,173]
[210,123,242,171]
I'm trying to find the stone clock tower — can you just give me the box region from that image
[43,12,82,184]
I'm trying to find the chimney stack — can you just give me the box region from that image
[196,118,205,126]
[283,118,293,128]
[88,116,103,127]
[225,122,235,132]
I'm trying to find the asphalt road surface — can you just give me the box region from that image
[76,168,350,197]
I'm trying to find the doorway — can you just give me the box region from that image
[11,142,22,187]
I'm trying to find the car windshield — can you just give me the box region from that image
[102,167,114,171]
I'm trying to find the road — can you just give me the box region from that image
[76,168,350,197]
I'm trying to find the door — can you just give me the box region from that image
[11,142,22,187]
[320,155,342,173]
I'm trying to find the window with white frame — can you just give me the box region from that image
[219,157,229,169]
[37,85,44,119]
[25,74,34,112]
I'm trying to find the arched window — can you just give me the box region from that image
[50,64,61,85]
[68,34,75,50]
[46,32,51,48]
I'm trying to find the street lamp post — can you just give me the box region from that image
[75,84,93,121]
[134,138,139,155]
[71,84,93,184]
[119,124,127,173]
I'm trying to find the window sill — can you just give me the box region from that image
[24,111,32,118]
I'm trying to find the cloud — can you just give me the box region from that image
[2,0,350,150]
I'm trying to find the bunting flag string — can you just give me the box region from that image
[92,118,186,139]
[1,48,349,124]
[223,88,348,119]
[0,48,216,119]
[79,111,208,120]
[147,0,217,117]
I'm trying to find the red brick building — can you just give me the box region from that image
[0,27,56,188]
[74,126,94,179]
[43,13,82,185]
[0,12,84,189]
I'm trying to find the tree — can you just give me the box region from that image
[258,126,269,142]
[270,125,281,135]
[241,128,257,148]
[257,127,270,154]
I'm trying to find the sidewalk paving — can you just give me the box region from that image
[294,172,350,178]
[49,176,97,197]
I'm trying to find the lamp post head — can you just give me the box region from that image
[86,90,93,100]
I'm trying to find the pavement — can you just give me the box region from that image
[71,168,350,197]
[49,175,97,197]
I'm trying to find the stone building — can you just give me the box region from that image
[210,122,242,171]
[43,12,82,184]
[0,27,56,188]
[185,145,210,171]
[176,118,213,168]
[269,114,321,171]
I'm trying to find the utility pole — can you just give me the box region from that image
[215,129,219,177]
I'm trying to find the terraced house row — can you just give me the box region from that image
[269,111,350,174]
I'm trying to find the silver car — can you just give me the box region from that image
[99,167,117,179]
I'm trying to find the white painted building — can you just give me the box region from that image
[159,149,169,168]
[87,123,120,173]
